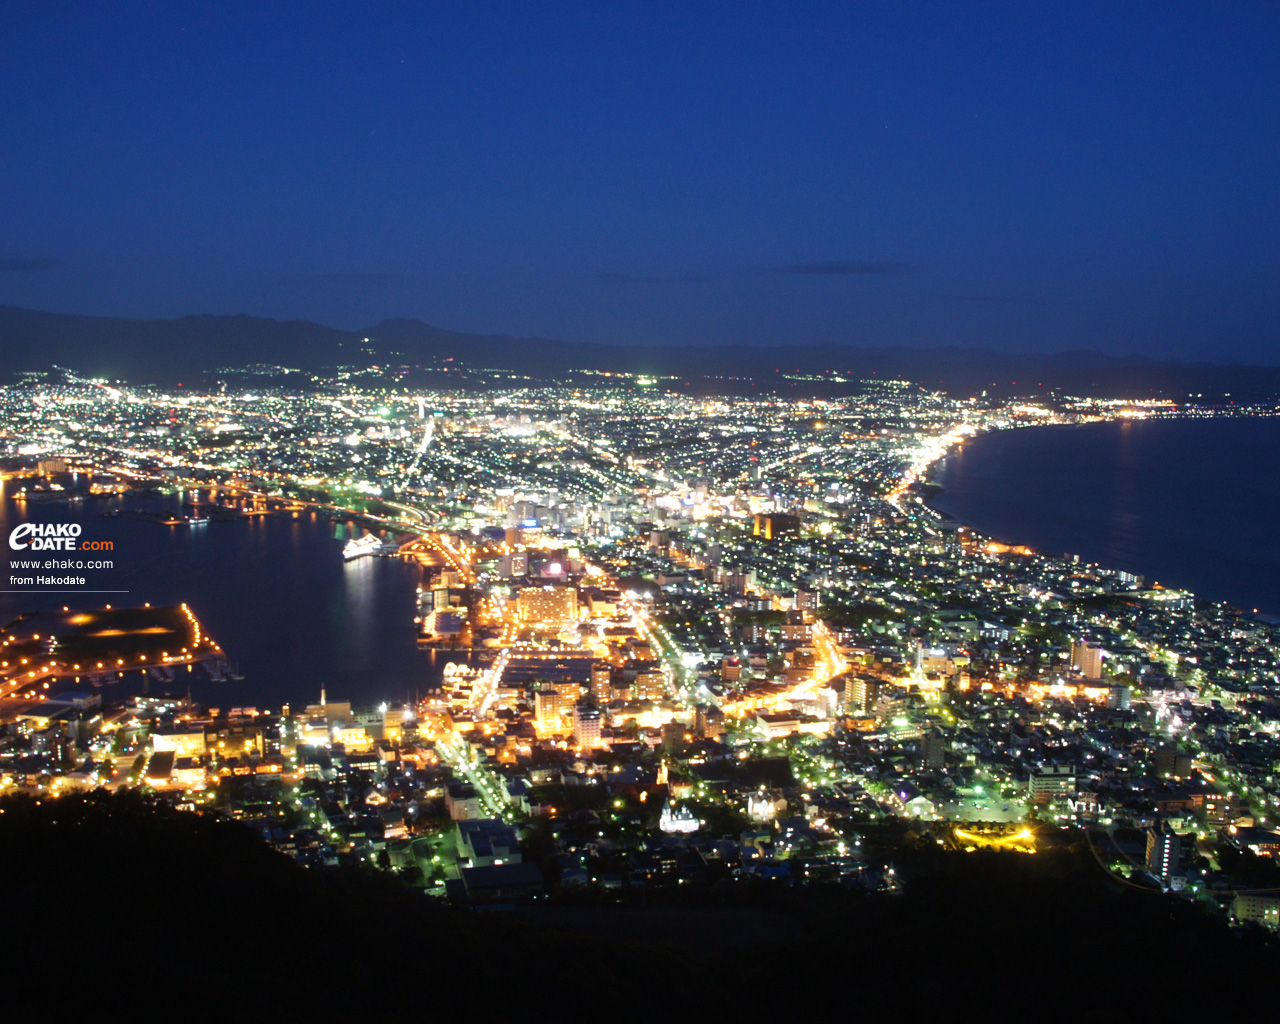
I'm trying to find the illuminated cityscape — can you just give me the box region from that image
[5,4,1280,1011]
[1,362,1279,930]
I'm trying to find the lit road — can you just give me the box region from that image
[435,736,511,820]
[473,649,510,719]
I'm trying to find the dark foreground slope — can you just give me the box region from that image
[0,791,1275,1023]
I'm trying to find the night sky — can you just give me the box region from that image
[3,2,1278,362]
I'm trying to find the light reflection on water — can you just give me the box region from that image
[0,489,440,708]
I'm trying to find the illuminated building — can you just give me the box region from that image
[535,689,566,734]
[303,689,353,725]
[755,711,801,738]
[1070,640,1104,680]
[660,721,685,755]
[498,550,529,577]
[634,665,666,700]
[589,661,612,701]
[1027,765,1075,804]
[780,612,813,642]
[695,704,724,741]
[206,717,267,757]
[1234,894,1280,929]
[659,803,700,833]
[1195,791,1236,825]
[331,723,373,751]
[151,727,207,757]
[1146,823,1182,885]
[847,675,881,714]
[887,782,937,818]
[517,585,579,627]
[1232,826,1280,858]
[585,588,620,617]
[748,790,786,821]
[172,756,207,788]
[144,750,175,786]
[426,610,464,639]
[445,782,482,820]
[572,702,602,750]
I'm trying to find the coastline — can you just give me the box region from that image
[913,414,1280,619]
[0,490,427,708]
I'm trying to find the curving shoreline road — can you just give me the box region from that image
[920,416,1280,616]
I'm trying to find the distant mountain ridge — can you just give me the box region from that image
[1,303,1277,399]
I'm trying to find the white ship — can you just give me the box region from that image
[343,533,382,561]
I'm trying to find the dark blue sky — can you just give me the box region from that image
[3,2,1278,361]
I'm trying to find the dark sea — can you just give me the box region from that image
[0,487,451,710]
[928,416,1280,615]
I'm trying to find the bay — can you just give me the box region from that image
[0,487,444,709]
[928,416,1280,615]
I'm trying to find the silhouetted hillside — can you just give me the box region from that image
[2,791,1276,1022]
[3,303,1279,399]
[0,305,349,382]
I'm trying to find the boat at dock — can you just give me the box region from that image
[343,533,382,560]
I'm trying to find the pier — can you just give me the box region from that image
[0,604,225,699]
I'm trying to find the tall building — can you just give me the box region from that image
[1155,744,1193,779]
[534,689,565,734]
[499,550,529,577]
[660,721,685,755]
[847,675,881,715]
[550,679,584,705]
[795,588,819,611]
[634,665,667,701]
[921,731,947,770]
[589,661,612,702]
[1071,641,1104,680]
[572,703,602,750]
[1146,822,1182,885]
